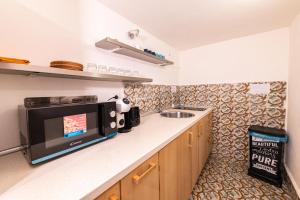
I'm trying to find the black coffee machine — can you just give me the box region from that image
[118,106,140,133]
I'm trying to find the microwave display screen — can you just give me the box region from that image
[63,114,87,138]
[44,112,99,148]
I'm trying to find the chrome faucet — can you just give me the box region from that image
[158,89,182,112]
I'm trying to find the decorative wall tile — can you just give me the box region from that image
[233,82,250,93]
[248,94,267,104]
[232,104,249,117]
[133,83,144,97]
[124,83,176,113]
[233,93,248,104]
[207,94,219,106]
[135,97,145,111]
[270,81,287,94]
[249,105,266,117]
[267,93,286,108]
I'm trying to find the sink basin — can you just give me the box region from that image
[160,111,195,118]
[173,106,207,111]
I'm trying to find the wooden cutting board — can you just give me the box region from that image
[50,61,83,71]
[0,57,30,64]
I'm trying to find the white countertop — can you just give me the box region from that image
[0,109,211,200]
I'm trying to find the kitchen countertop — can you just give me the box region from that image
[0,108,212,200]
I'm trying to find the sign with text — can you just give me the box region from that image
[251,137,280,175]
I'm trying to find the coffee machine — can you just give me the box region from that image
[126,106,140,127]
[116,97,131,132]
[119,106,141,133]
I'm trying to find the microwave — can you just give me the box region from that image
[19,101,117,165]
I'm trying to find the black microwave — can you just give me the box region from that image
[19,102,117,165]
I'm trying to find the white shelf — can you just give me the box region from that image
[95,37,174,66]
[0,63,153,83]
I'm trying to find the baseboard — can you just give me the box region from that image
[284,164,300,198]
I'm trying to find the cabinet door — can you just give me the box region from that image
[177,130,192,200]
[95,183,120,200]
[159,139,179,200]
[197,113,213,176]
[121,154,159,200]
[207,113,213,153]
[203,113,212,160]
[197,120,206,176]
[191,124,199,186]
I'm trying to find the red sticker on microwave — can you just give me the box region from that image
[63,114,87,138]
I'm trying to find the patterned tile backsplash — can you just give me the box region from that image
[125,81,286,162]
[124,84,180,113]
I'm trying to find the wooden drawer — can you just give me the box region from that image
[95,183,120,200]
[121,154,159,200]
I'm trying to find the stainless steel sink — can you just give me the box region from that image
[160,111,195,118]
[173,106,207,111]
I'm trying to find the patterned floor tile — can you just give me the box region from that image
[192,154,292,200]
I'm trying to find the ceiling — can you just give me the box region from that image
[98,0,300,50]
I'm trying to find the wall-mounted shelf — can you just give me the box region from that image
[95,37,174,66]
[0,63,153,83]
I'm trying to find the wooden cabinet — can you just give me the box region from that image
[121,154,159,200]
[207,113,213,153]
[159,126,198,200]
[177,129,193,200]
[159,139,179,200]
[191,124,199,186]
[202,113,213,161]
[197,120,206,176]
[98,111,213,200]
[95,183,120,200]
[159,113,213,200]
[197,113,213,173]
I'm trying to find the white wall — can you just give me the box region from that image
[178,28,289,85]
[0,0,179,83]
[286,14,300,196]
[0,0,179,151]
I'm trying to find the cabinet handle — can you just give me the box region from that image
[198,129,202,138]
[198,124,203,137]
[109,194,119,200]
[188,131,193,148]
[132,162,156,184]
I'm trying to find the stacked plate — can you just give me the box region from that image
[50,61,83,71]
